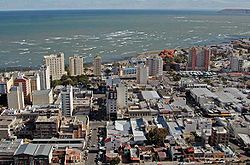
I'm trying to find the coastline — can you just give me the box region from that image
[1,37,249,73]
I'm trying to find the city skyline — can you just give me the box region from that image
[1,0,250,11]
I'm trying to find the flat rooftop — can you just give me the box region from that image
[35,116,58,123]
[0,116,16,127]
[141,91,161,100]
[191,88,218,98]
[212,127,227,134]
[0,139,23,155]
[32,89,51,95]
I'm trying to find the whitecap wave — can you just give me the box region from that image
[18,48,29,51]
[19,51,30,55]
[0,50,10,53]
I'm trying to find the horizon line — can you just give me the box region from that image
[0,8,223,12]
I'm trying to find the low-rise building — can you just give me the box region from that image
[0,116,17,139]
[0,139,23,164]
[73,90,93,115]
[34,116,60,139]
[14,144,53,165]
[59,116,87,139]
[210,127,229,146]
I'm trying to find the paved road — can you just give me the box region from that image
[85,121,106,165]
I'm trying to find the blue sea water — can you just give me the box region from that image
[0,9,249,68]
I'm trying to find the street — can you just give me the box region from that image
[85,121,106,165]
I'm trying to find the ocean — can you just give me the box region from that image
[0,9,249,69]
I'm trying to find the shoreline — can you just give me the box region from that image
[0,37,249,73]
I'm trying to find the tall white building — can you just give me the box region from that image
[61,85,73,117]
[7,86,25,110]
[106,89,117,120]
[136,64,149,84]
[93,55,102,76]
[116,83,128,109]
[69,55,84,76]
[43,53,65,80]
[147,57,163,77]
[39,65,51,90]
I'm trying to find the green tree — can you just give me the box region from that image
[51,80,62,88]
[51,74,90,88]
[146,128,168,146]
[62,78,74,86]
[65,64,70,75]
[110,156,120,165]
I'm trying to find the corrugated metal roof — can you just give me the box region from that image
[141,91,161,100]
[34,145,52,156]
[14,144,38,156]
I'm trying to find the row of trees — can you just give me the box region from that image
[51,74,89,88]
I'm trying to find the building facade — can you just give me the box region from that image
[69,55,84,76]
[0,76,13,94]
[136,64,149,84]
[106,89,117,120]
[32,89,53,106]
[34,116,60,139]
[210,127,229,146]
[230,56,244,72]
[146,57,163,77]
[93,55,102,76]
[14,73,31,100]
[61,85,74,117]
[187,47,211,71]
[7,86,25,110]
[39,65,51,90]
[30,73,41,92]
[116,83,128,109]
[43,53,65,80]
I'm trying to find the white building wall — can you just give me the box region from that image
[32,90,53,106]
[44,53,65,80]
[116,83,128,109]
[69,55,84,76]
[39,65,51,90]
[147,57,163,77]
[136,64,149,84]
[7,86,24,110]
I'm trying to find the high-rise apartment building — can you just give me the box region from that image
[69,55,84,76]
[39,65,51,90]
[116,83,128,109]
[93,55,102,76]
[136,64,149,84]
[146,56,163,77]
[43,53,65,80]
[30,73,41,92]
[14,73,31,100]
[187,47,211,71]
[230,56,244,72]
[7,86,25,110]
[61,85,73,117]
[106,89,117,120]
